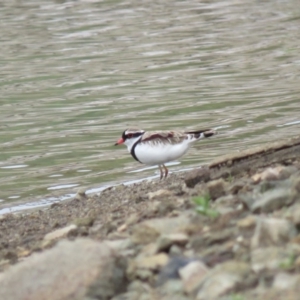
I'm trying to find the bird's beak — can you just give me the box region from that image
[114,138,124,146]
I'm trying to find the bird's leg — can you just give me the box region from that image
[162,164,168,179]
[158,165,163,180]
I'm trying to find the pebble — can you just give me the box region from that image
[251,246,295,272]
[179,260,209,294]
[184,167,211,188]
[207,179,227,200]
[252,166,298,183]
[237,215,256,229]
[251,217,297,249]
[292,204,300,226]
[273,272,300,290]
[148,189,173,200]
[43,224,77,241]
[196,261,251,299]
[131,215,194,245]
[250,187,295,213]
[156,233,189,252]
[127,253,169,280]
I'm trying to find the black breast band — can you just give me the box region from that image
[130,134,144,163]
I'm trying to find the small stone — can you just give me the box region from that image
[130,225,160,245]
[196,261,251,299]
[229,179,250,194]
[251,188,295,213]
[127,253,169,280]
[215,194,237,204]
[251,218,297,249]
[273,272,300,290]
[251,247,295,272]
[237,216,256,230]
[156,233,189,252]
[252,173,262,183]
[295,255,300,268]
[117,223,127,232]
[17,248,31,258]
[73,217,95,227]
[252,166,296,184]
[148,189,173,200]
[75,188,88,200]
[169,245,183,255]
[292,204,300,226]
[43,224,77,241]
[156,256,193,286]
[104,239,133,252]
[125,214,140,226]
[292,176,300,194]
[253,168,281,182]
[158,279,185,297]
[185,167,211,188]
[179,261,209,294]
[135,253,169,270]
[131,215,193,245]
[206,179,227,200]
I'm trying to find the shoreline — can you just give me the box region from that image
[0,136,300,299]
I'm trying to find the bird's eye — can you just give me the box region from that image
[127,133,133,138]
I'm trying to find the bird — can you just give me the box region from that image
[114,128,216,179]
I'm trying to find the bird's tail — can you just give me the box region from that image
[185,129,216,140]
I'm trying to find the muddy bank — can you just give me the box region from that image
[0,136,300,299]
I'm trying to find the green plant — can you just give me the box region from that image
[193,194,219,218]
[279,253,295,270]
[227,172,234,183]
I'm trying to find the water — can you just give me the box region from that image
[0,0,300,211]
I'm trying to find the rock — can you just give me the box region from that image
[251,246,295,272]
[104,238,134,253]
[117,223,128,232]
[185,167,211,188]
[237,215,257,230]
[158,279,186,298]
[156,257,193,285]
[43,224,77,241]
[131,215,194,245]
[292,176,300,194]
[252,168,281,182]
[0,239,127,300]
[252,166,298,183]
[250,188,295,213]
[273,272,300,290]
[112,281,156,300]
[156,233,189,252]
[73,217,95,227]
[291,204,300,226]
[133,253,169,270]
[179,260,209,294]
[190,228,235,250]
[148,189,173,200]
[147,199,176,216]
[229,179,251,194]
[251,218,297,249]
[215,194,237,204]
[127,253,169,280]
[195,261,252,299]
[207,179,227,200]
[75,188,88,200]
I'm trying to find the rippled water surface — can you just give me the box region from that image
[1,0,300,210]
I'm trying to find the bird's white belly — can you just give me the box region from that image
[133,141,190,165]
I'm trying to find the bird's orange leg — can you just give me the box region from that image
[158,165,163,180]
[162,164,168,179]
